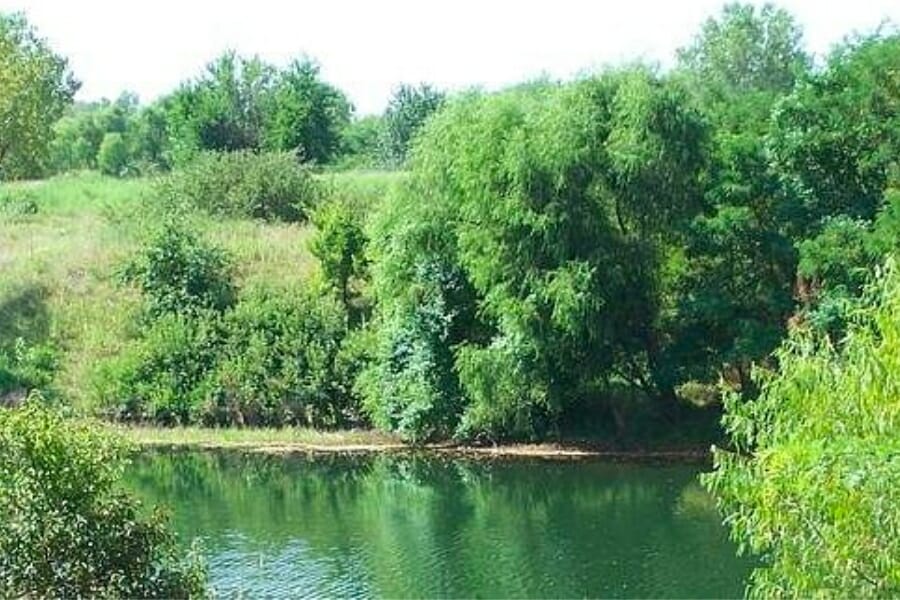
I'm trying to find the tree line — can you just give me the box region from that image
[0,13,445,179]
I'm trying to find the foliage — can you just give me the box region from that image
[93,313,224,425]
[337,115,384,169]
[0,402,206,597]
[165,52,274,165]
[704,260,900,597]
[49,94,169,176]
[0,338,58,399]
[677,2,809,95]
[0,12,78,179]
[310,192,369,313]
[95,286,356,428]
[164,52,351,166]
[363,69,709,440]
[263,58,352,164]
[121,219,237,318]
[97,131,130,176]
[380,83,445,167]
[200,286,352,427]
[769,32,900,235]
[158,150,319,221]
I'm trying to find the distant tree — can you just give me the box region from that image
[338,115,384,168]
[769,33,900,235]
[263,58,352,164]
[677,2,809,96]
[165,52,275,165]
[0,12,79,179]
[670,3,810,389]
[380,84,445,167]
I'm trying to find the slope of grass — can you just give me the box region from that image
[1,171,390,411]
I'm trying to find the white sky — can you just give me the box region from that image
[1,0,897,115]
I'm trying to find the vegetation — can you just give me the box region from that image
[704,260,900,596]
[1,3,899,594]
[379,83,446,167]
[157,150,320,222]
[0,402,206,597]
[0,12,78,179]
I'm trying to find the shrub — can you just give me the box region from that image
[97,131,130,176]
[704,259,900,597]
[200,286,350,427]
[122,220,236,318]
[94,284,358,428]
[158,150,319,222]
[0,402,206,597]
[310,193,369,314]
[0,188,39,218]
[0,338,58,399]
[92,313,224,425]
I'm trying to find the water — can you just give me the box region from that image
[127,450,753,598]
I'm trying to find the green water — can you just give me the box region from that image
[127,450,753,598]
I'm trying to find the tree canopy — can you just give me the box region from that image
[0,12,78,179]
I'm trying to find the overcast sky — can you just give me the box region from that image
[1,0,897,114]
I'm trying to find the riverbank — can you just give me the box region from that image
[116,425,713,461]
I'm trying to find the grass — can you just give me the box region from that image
[0,169,402,411]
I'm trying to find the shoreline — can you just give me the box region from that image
[117,426,714,461]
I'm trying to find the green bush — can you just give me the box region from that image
[310,193,369,314]
[122,220,236,318]
[704,259,900,597]
[94,284,359,428]
[158,150,319,222]
[0,338,58,398]
[200,286,351,427]
[92,313,224,425]
[0,402,206,597]
[97,131,130,176]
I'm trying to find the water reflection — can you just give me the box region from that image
[127,450,751,598]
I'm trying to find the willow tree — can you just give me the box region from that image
[704,259,900,596]
[361,69,708,441]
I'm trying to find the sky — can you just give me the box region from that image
[1,0,897,115]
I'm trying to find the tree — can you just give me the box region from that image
[704,259,900,597]
[769,33,900,236]
[0,12,79,179]
[380,84,445,167]
[310,195,369,315]
[264,58,352,164]
[671,3,810,391]
[164,52,275,165]
[677,3,809,95]
[362,69,709,440]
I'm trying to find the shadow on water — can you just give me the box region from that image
[127,450,754,598]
